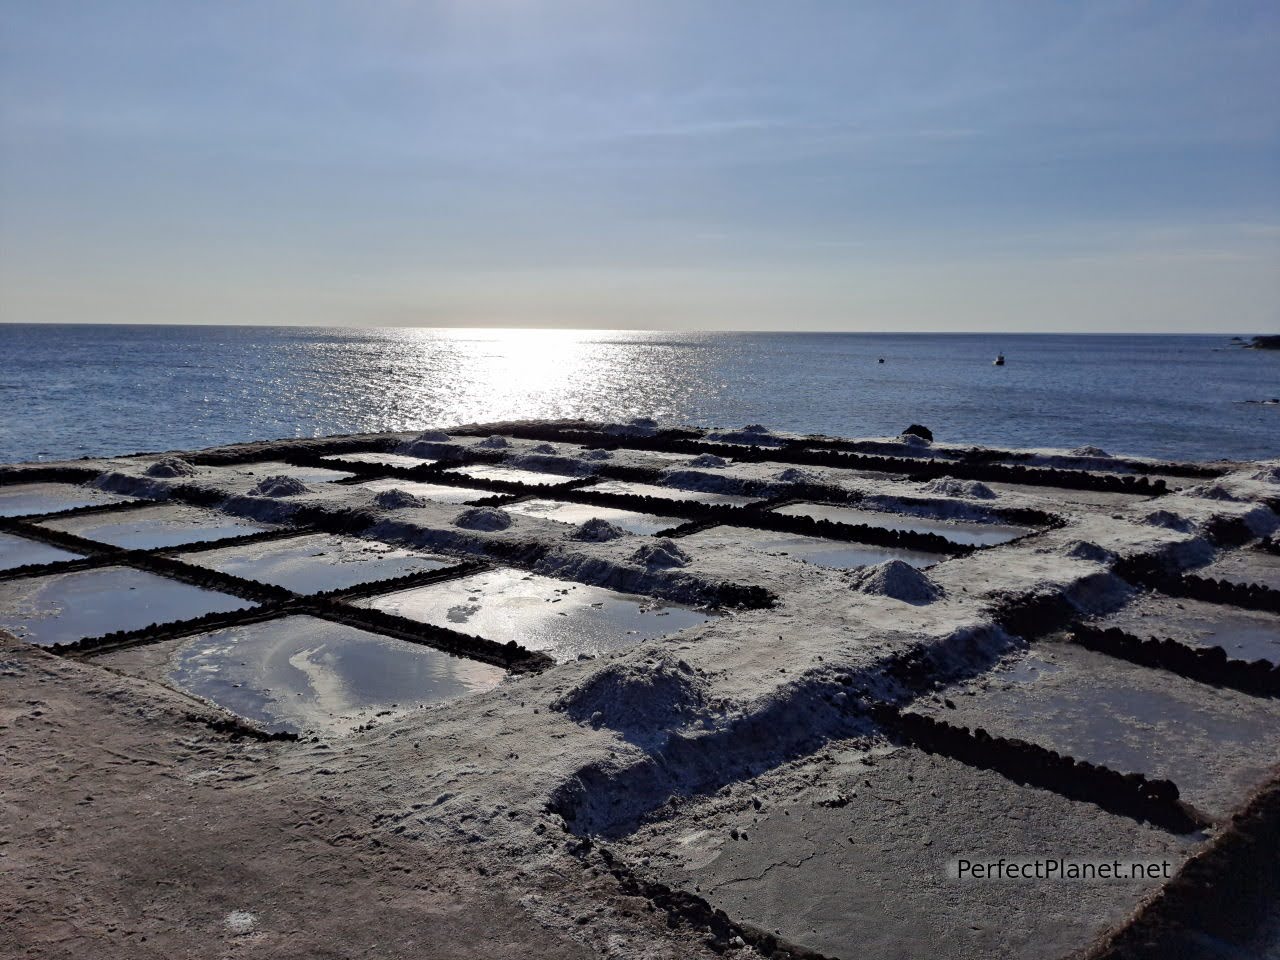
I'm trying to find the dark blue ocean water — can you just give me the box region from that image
[0,325,1276,464]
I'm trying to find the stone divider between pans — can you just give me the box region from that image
[1067,626,1280,698]
[872,704,1206,834]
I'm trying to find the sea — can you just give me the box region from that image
[0,325,1276,464]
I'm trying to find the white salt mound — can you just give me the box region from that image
[846,560,943,605]
[1059,539,1118,565]
[688,453,728,468]
[1143,510,1194,532]
[552,655,711,735]
[224,911,257,935]
[145,457,198,478]
[570,518,626,542]
[1251,464,1280,485]
[412,429,451,443]
[1070,446,1111,458]
[921,477,997,500]
[631,538,691,569]
[580,448,613,461]
[375,488,427,509]
[775,467,818,484]
[251,475,309,498]
[1188,483,1240,502]
[454,507,512,531]
[476,435,510,449]
[530,443,558,454]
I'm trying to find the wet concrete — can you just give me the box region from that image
[36,503,276,549]
[1201,546,1280,592]
[445,465,580,486]
[321,451,438,470]
[585,479,761,508]
[772,501,1033,547]
[503,499,681,536]
[176,533,453,594]
[0,482,136,518]
[357,568,716,662]
[97,614,505,736]
[913,639,1280,819]
[358,478,493,504]
[679,525,948,570]
[0,531,84,571]
[0,565,253,645]
[1095,593,1280,665]
[621,741,1193,960]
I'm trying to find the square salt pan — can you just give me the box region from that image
[0,531,84,571]
[444,464,579,487]
[203,462,355,485]
[772,502,1033,547]
[97,615,505,737]
[357,568,716,662]
[358,479,491,505]
[502,499,681,536]
[36,503,276,550]
[679,526,947,571]
[176,533,453,594]
[0,482,136,518]
[321,452,438,470]
[0,566,253,646]
[585,479,760,508]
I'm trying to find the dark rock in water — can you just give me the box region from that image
[902,424,934,443]
[1245,335,1280,350]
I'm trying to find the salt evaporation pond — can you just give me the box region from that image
[679,526,947,570]
[502,499,681,536]
[97,615,505,736]
[771,502,1033,547]
[585,479,761,508]
[321,451,437,470]
[0,531,84,571]
[916,641,1280,819]
[36,503,276,550]
[1096,593,1280,665]
[0,482,136,518]
[358,478,492,504]
[176,533,453,594]
[444,464,579,486]
[0,566,252,646]
[357,568,716,661]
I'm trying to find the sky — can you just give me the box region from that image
[1,1,1277,332]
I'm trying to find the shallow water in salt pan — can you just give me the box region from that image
[586,479,760,508]
[680,526,947,570]
[113,615,505,736]
[358,568,715,661]
[0,566,252,645]
[771,502,1033,547]
[502,499,680,536]
[177,533,452,594]
[358,478,491,505]
[320,451,437,470]
[0,531,84,571]
[0,482,136,518]
[37,504,275,550]
[444,464,579,486]
[1096,594,1280,665]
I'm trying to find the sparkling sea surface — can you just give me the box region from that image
[0,325,1276,463]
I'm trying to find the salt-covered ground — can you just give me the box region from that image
[1,418,1278,960]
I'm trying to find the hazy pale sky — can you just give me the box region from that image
[1,1,1277,331]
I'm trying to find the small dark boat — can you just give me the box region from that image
[878,357,885,364]
[993,353,1005,366]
